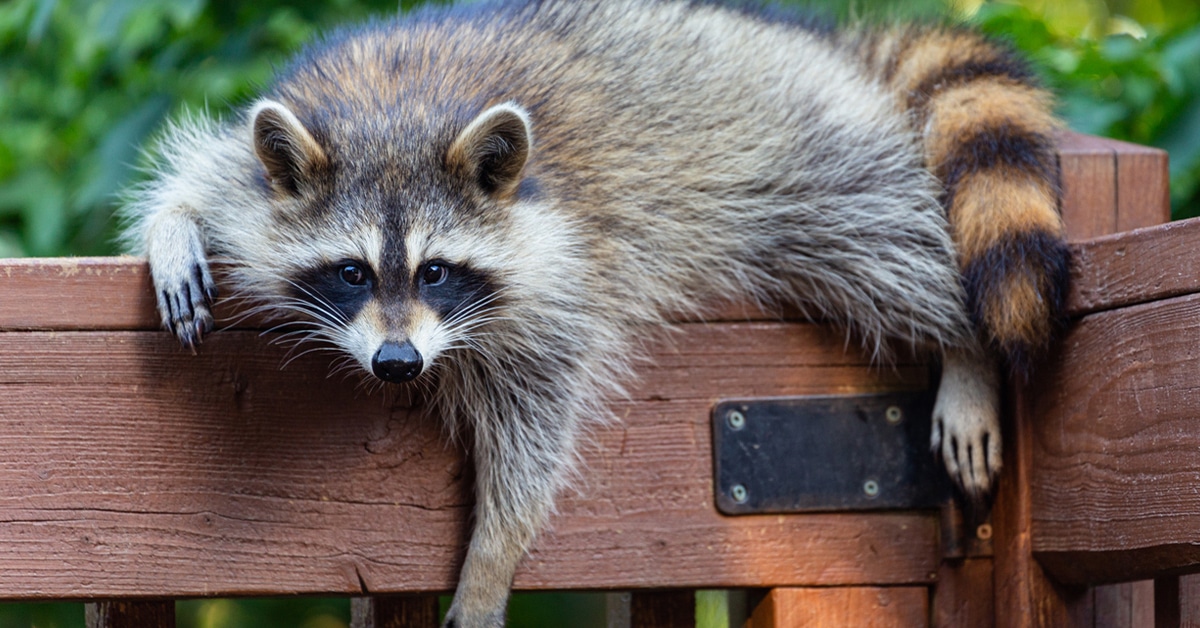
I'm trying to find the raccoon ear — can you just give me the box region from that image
[250,99,328,196]
[448,103,531,197]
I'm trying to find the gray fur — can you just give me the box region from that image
[122,1,1027,626]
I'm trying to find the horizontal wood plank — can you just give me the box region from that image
[0,324,935,599]
[1066,218,1200,318]
[1031,292,1200,584]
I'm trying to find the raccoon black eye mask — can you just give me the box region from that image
[122,1,1067,626]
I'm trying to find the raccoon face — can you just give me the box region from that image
[287,253,498,384]
[250,99,530,383]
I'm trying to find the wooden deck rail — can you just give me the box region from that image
[0,133,1193,627]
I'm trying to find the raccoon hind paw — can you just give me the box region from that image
[932,350,1002,502]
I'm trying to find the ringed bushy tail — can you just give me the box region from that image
[848,26,1071,376]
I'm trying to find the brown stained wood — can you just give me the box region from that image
[351,595,441,628]
[1116,142,1171,232]
[84,600,174,628]
[630,590,695,628]
[1151,574,1200,628]
[0,327,935,599]
[1055,132,1167,239]
[1066,218,1200,317]
[744,587,928,628]
[995,387,1094,628]
[1058,132,1119,241]
[1031,292,1200,585]
[933,559,994,628]
[0,257,159,331]
[1095,581,1155,628]
[1180,575,1200,627]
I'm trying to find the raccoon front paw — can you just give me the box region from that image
[931,351,1002,501]
[144,206,219,352]
[153,260,218,353]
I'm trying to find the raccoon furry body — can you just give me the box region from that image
[122,1,1069,626]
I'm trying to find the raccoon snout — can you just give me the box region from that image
[372,340,423,383]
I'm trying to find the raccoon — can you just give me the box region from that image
[121,1,1069,626]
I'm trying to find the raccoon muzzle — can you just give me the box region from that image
[372,340,423,383]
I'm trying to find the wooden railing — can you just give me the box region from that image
[0,133,1193,627]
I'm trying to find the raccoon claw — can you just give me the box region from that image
[931,414,999,502]
[156,262,217,352]
[931,351,1002,503]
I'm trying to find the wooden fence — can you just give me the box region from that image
[0,133,1194,627]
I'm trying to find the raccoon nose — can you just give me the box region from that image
[372,341,423,383]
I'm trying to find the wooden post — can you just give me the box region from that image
[991,133,1170,628]
[744,587,928,627]
[85,601,174,628]
[351,595,441,628]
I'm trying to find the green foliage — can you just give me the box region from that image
[0,0,407,257]
[177,598,350,628]
[0,602,81,628]
[971,1,1200,218]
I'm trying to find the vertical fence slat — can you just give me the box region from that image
[84,601,174,628]
[745,587,928,627]
[350,595,441,628]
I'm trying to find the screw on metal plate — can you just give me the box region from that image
[730,484,748,503]
[885,405,903,424]
[862,479,880,498]
[976,523,993,541]
[727,410,746,430]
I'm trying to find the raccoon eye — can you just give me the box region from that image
[421,263,449,286]
[339,263,368,286]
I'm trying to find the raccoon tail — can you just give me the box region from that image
[851,26,1071,377]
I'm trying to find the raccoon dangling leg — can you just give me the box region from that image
[931,345,1002,501]
[441,401,575,628]
[144,205,217,352]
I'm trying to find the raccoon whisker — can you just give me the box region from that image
[326,357,362,380]
[259,298,346,329]
[280,278,351,325]
[264,327,332,350]
[443,315,512,336]
[354,372,387,396]
[442,291,505,327]
[281,344,346,370]
[265,322,325,338]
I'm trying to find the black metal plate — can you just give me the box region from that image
[712,393,950,514]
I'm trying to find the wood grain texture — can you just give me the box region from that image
[995,388,1094,628]
[0,326,935,599]
[1056,131,1168,238]
[1116,142,1171,232]
[933,558,994,628]
[1094,581,1155,628]
[1031,292,1200,585]
[744,587,928,628]
[0,257,158,331]
[1066,218,1200,317]
[1058,132,1119,241]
